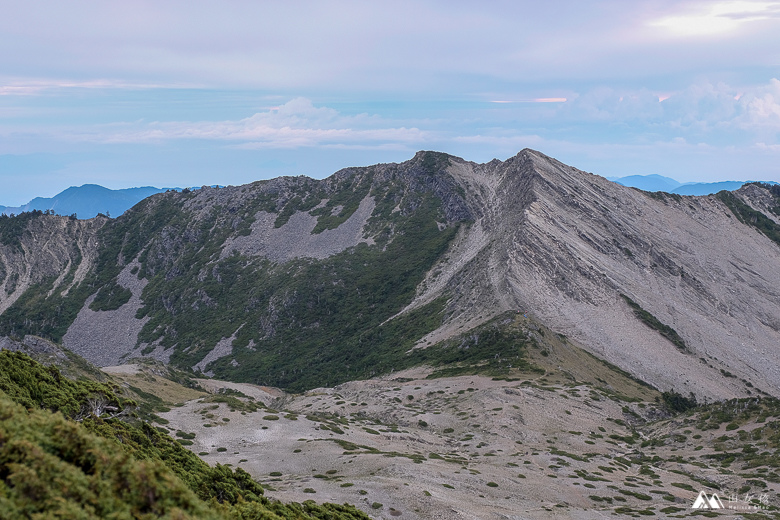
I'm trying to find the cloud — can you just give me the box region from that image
[489,98,568,104]
[1,1,777,94]
[2,2,780,203]
[737,78,780,129]
[0,85,46,96]
[10,79,780,158]
[561,87,665,122]
[552,79,780,138]
[65,98,432,150]
[443,77,780,178]
[649,1,780,37]
[0,78,186,96]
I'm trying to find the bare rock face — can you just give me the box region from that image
[220,195,377,262]
[0,215,106,315]
[0,335,68,360]
[62,258,151,367]
[403,150,780,398]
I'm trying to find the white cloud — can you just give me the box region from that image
[553,79,780,138]
[561,87,665,122]
[649,1,780,37]
[0,85,45,96]
[65,98,432,150]
[23,78,778,158]
[0,78,189,96]
[737,78,780,130]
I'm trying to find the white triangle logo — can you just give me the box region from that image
[692,491,724,509]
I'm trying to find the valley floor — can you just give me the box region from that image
[102,365,780,519]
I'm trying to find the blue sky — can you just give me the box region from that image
[1,1,780,205]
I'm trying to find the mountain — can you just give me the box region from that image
[671,180,748,195]
[0,184,172,219]
[610,173,682,192]
[4,150,780,518]
[611,174,779,196]
[1,150,779,401]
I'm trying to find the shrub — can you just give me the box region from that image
[661,391,698,413]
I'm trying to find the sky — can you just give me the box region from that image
[1,1,780,205]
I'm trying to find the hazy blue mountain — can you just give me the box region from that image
[0,184,172,219]
[671,181,748,195]
[610,174,682,192]
[611,175,779,196]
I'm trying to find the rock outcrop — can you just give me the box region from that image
[0,214,106,315]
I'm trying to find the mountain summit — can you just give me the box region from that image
[1,150,778,399]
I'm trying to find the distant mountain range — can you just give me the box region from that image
[608,174,777,195]
[0,184,174,219]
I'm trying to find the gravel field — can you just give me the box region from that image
[156,367,752,519]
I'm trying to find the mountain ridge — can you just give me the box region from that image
[419,151,780,398]
[1,149,779,401]
[1,171,768,221]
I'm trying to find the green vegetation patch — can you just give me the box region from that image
[0,350,128,419]
[620,294,687,351]
[0,210,50,249]
[660,390,698,413]
[717,186,780,248]
[202,393,262,413]
[111,166,464,392]
[0,192,192,341]
[421,315,543,379]
[309,174,372,234]
[89,281,132,311]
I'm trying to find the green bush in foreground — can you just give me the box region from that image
[0,350,369,520]
[0,392,220,520]
[0,349,128,418]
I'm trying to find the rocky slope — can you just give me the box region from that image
[0,213,106,315]
[404,151,780,399]
[1,150,779,401]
